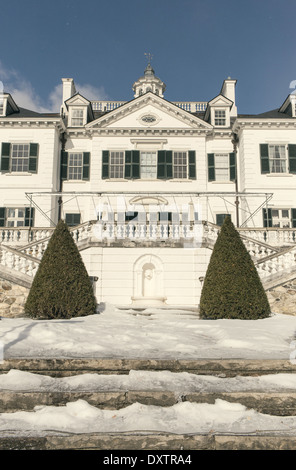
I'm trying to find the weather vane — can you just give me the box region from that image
[144,52,153,65]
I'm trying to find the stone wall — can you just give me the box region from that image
[0,278,29,318]
[267,280,296,315]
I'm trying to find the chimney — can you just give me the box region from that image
[61,78,76,114]
[221,77,237,117]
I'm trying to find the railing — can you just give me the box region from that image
[238,228,296,247]
[256,246,296,281]
[0,245,40,278]
[172,102,207,112]
[20,221,95,259]
[93,221,202,241]
[203,222,279,259]
[0,227,55,246]
[91,100,208,113]
[91,101,126,112]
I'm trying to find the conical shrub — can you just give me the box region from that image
[25,219,97,319]
[199,216,271,319]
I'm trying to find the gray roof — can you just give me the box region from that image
[238,108,293,119]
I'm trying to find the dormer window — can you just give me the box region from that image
[214,109,226,126]
[71,108,84,126]
[0,100,4,116]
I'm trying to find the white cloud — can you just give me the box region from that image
[0,61,109,113]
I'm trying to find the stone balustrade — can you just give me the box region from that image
[0,245,40,278]
[238,228,296,247]
[256,247,296,280]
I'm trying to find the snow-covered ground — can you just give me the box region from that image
[1,304,296,437]
[1,303,296,360]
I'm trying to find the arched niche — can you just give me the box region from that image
[132,254,166,306]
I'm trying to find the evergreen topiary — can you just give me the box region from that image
[199,216,271,320]
[24,219,97,319]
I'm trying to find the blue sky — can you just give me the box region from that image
[1,0,296,114]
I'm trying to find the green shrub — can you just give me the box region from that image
[25,219,97,319]
[199,216,271,319]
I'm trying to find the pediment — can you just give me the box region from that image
[208,94,233,107]
[65,93,91,108]
[86,93,212,130]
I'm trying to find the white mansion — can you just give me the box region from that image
[1,63,296,311]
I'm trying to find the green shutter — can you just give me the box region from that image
[61,151,68,180]
[132,150,140,179]
[263,208,272,227]
[208,154,215,181]
[229,152,236,181]
[260,144,270,174]
[166,151,173,178]
[124,151,132,178]
[28,143,38,173]
[188,151,196,179]
[82,152,90,180]
[291,209,296,228]
[125,151,140,179]
[288,145,296,174]
[157,150,166,179]
[157,151,173,179]
[0,208,6,227]
[1,143,10,172]
[24,207,34,227]
[102,151,109,179]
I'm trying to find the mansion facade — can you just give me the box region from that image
[1,64,296,309]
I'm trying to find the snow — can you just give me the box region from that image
[1,304,296,437]
[1,303,296,360]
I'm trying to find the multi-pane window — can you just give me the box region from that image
[216,213,231,226]
[11,144,30,172]
[214,109,226,126]
[65,213,81,227]
[0,101,4,116]
[271,209,290,228]
[6,208,26,227]
[173,152,187,178]
[68,153,83,180]
[110,151,124,178]
[140,152,157,179]
[214,154,229,181]
[71,108,84,126]
[269,145,286,173]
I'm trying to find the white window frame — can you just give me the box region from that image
[173,151,188,179]
[140,151,157,179]
[68,152,83,180]
[214,153,230,181]
[109,151,124,179]
[214,109,226,126]
[11,143,30,172]
[270,208,291,228]
[71,108,85,127]
[268,144,287,174]
[6,207,26,227]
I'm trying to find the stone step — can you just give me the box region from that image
[1,430,296,450]
[1,389,296,417]
[1,358,296,377]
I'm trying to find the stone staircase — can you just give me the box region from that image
[0,220,295,291]
[1,358,296,449]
